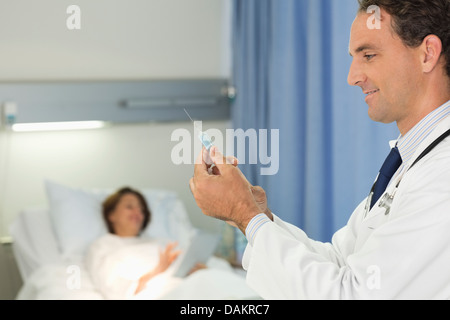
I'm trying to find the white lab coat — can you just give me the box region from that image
[242,117,450,300]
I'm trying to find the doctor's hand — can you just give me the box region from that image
[208,149,273,221]
[251,185,273,220]
[189,146,266,235]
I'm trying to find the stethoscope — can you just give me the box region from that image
[364,128,450,218]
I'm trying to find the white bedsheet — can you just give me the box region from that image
[16,257,258,300]
[143,268,259,300]
[12,183,259,300]
[16,263,104,300]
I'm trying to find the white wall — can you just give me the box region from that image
[0,121,229,236]
[0,0,231,80]
[0,0,232,236]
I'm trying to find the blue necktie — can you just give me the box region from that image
[370,146,402,210]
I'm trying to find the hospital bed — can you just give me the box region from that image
[9,181,258,300]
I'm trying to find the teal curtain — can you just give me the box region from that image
[231,0,399,242]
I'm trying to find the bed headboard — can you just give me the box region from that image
[10,181,196,280]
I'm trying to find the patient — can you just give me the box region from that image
[85,187,203,299]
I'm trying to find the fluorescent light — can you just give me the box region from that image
[12,121,106,132]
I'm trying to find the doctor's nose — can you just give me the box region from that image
[347,60,366,87]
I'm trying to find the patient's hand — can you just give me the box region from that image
[187,263,207,276]
[155,242,181,274]
[135,242,181,295]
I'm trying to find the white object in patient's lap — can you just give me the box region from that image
[168,231,220,278]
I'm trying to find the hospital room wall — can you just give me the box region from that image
[0,0,232,237]
[0,0,231,80]
[0,121,229,237]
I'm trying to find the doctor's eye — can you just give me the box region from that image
[364,54,376,61]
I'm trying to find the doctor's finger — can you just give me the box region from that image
[226,220,239,229]
[203,147,214,166]
[193,148,210,178]
[210,147,235,173]
[189,177,197,195]
[209,156,238,175]
[210,147,252,186]
[226,156,239,167]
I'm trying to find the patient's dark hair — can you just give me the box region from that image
[102,187,151,234]
[358,0,450,78]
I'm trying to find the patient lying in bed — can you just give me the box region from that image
[85,187,256,300]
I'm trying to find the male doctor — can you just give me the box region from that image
[190,0,450,299]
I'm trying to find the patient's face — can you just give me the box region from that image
[108,193,145,237]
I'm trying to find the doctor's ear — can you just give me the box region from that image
[421,35,443,74]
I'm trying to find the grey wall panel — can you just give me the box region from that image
[0,79,231,123]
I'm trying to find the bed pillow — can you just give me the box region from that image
[10,207,63,280]
[45,180,194,260]
[45,181,107,260]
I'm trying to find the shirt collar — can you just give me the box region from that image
[396,100,450,165]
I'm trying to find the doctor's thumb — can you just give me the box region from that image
[210,146,227,167]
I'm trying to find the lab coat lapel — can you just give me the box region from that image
[361,116,450,225]
[354,179,399,251]
[354,117,450,252]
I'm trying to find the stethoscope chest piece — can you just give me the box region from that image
[378,192,395,216]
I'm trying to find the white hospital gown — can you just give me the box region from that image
[85,233,259,300]
[85,233,179,300]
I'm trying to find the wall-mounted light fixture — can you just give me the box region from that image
[11,121,107,132]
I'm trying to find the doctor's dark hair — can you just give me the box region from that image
[102,187,151,234]
[358,0,450,79]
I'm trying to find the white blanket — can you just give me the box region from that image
[17,234,258,300]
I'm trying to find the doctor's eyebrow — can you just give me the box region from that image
[349,44,379,57]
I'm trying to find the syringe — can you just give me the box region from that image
[184,108,214,151]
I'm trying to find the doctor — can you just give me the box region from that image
[189,0,450,299]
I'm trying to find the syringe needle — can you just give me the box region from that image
[184,108,203,131]
[184,108,195,123]
[184,107,214,152]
